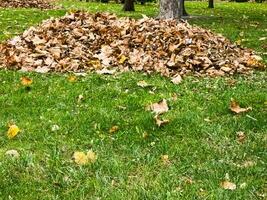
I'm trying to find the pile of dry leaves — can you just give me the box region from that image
[0,0,57,9]
[0,11,265,77]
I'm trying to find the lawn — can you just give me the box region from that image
[0,1,266,199]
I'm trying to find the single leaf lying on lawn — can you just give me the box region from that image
[149,99,169,115]
[220,180,237,190]
[171,75,182,84]
[21,76,33,86]
[5,149,20,158]
[68,75,77,82]
[230,99,252,114]
[87,149,97,163]
[96,68,116,75]
[236,131,246,143]
[109,126,119,134]
[73,152,88,165]
[7,124,20,139]
[137,80,149,88]
[154,115,169,127]
[161,154,170,165]
[73,150,97,165]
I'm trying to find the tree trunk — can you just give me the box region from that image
[123,0,135,11]
[208,0,214,8]
[181,0,188,16]
[159,0,180,19]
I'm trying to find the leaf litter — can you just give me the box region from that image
[0,11,265,79]
[0,0,59,9]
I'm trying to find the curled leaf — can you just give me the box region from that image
[87,149,97,163]
[230,99,252,114]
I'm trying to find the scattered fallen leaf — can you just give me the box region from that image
[5,149,20,158]
[240,182,247,189]
[142,131,149,139]
[7,124,20,139]
[149,99,169,115]
[21,76,33,86]
[259,37,267,41]
[236,131,246,143]
[161,154,170,165]
[171,74,182,84]
[87,149,97,163]
[220,180,237,190]
[68,75,77,82]
[77,94,84,102]
[230,99,252,114]
[109,125,119,134]
[119,55,127,64]
[154,115,169,127]
[72,151,88,165]
[137,80,149,88]
[96,68,116,75]
[51,124,60,132]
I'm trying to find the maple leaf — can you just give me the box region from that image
[149,99,169,115]
[21,76,33,86]
[7,124,20,139]
[230,99,252,114]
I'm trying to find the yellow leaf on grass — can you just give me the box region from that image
[73,150,97,165]
[109,126,119,134]
[73,152,88,165]
[87,149,97,163]
[220,180,237,190]
[21,77,33,86]
[7,125,20,139]
[68,75,77,82]
[230,99,252,114]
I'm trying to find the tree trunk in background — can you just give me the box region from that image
[208,0,214,8]
[123,0,135,11]
[159,0,180,19]
[181,0,188,16]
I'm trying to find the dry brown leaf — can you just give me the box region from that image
[236,131,246,143]
[171,75,182,84]
[149,99,169,115]
[154,115,169,127]
[109,126,119,134]
[230,99,252,114]
[220,180,237,190]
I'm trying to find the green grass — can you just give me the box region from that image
[0,1,266,199]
